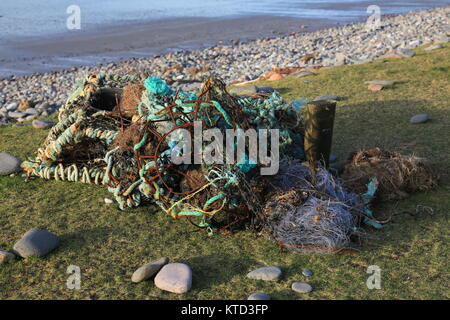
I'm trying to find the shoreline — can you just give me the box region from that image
[0,6,449,125]
[0,15,337,78]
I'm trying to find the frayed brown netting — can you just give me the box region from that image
[341,148,439,201]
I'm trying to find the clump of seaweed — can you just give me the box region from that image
[340,148,438,201]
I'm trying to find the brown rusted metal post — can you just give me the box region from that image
[304,100,336,167]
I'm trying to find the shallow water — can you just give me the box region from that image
[1,0,449,40]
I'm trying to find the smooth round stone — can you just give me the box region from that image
[5,102,18,111]
[302,270,313,277]
[0,250,15,264]
[292,282,313,293]
[248,292,271,300]
[154,263,192,294]
[410,113,429,124]
[32,120,55,129]
[7,111,26,118]
[247,266,282,281]
[104,198,114,204]
[0,152,22,175]
[13,228,60,258]
[132,257,169,283]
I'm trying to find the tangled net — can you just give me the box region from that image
[21,74,437,250]
[340,148,439,201]
[22,74,306,234]
[260,160,366,252]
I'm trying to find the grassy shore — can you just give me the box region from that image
[0,44,449,300]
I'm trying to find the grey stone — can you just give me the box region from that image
[0,152,22,175]
[229,85,258,97]
[132,257,169,283]
[13,228,60,258]
[302,269,313,277]
[248,292,271,300]
[154,263,192,293]
[7,111,26,118]
[5,103,18,111]
[424,43,444,51]
[24,108,38,115]
[410,113,429,124]
[291,282,313,293]
[32,120,55,129]
[0,250,15,264]
[398,48,416,57]
[247,266,282,281]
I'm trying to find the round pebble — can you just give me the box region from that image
[132,257,169,283]
[410,113,429,124]
[32,120,55,129]
[291,282,313,293]
[248,292,271,300]
[302,269,313,277]
[247,266,282,281]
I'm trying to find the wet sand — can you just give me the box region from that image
[0,15,337,78]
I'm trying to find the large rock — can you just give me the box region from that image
[246,266,282,281]
[0,152,22,175]
[154,263,192,293]
[132,257,169,283]
[0,250,15,264]
[13,229,60,258]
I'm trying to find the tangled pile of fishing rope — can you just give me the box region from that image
[22,73,382,250]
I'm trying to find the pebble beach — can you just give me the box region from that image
[0,6,449,125]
